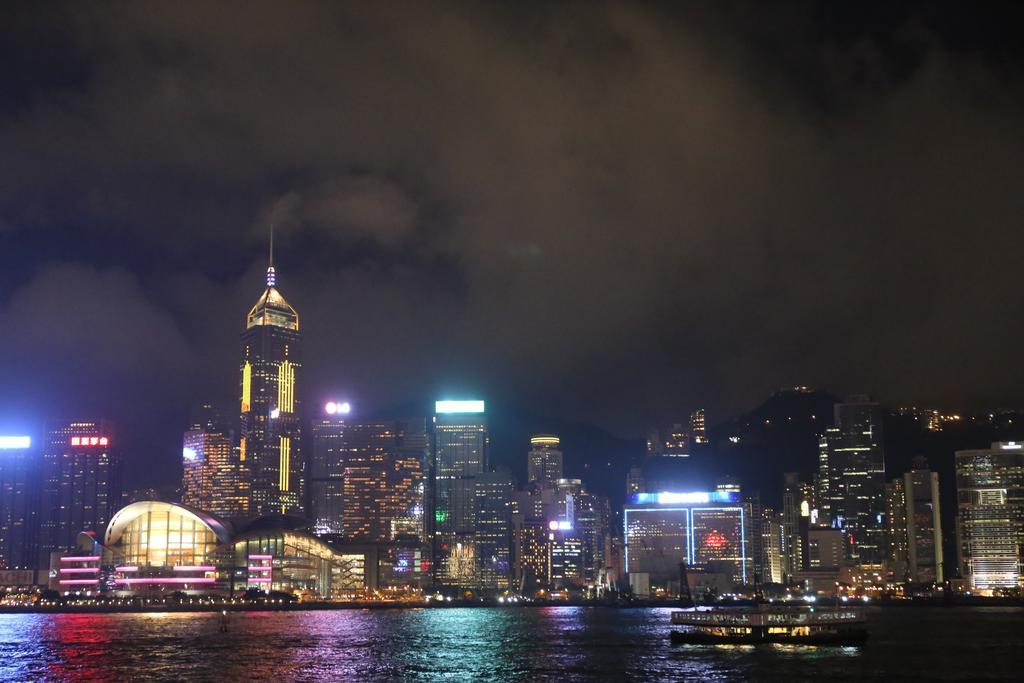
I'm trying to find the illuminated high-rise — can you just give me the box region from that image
[430,400,487,590]
[239,241,303,516]
[182,405,249,518]
[474,470,513,591]
[821,398,886,563]
[0,435,35,569]
[527,435,563,484]
[36,421,122,567]
[624,490,748,586]
[955,442,1024,591]
[904,457,943,584]
[309,410,427,542]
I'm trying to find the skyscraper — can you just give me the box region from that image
[239,240,303,516]
[309,410,428,543]
[181,405,249,518]
[821,398,886,563]
[527,435,563,484]
[904,457,943,584]
[0,435,34,569]
[885,478,908,577]
[474,470,513,591]
[955,442,1024,591]
[36,421,122,567]
[431,400,487,590]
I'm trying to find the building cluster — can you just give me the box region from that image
[0,253,619,601]
[2,252,1023,603]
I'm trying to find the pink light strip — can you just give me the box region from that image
[247,566,272,571]
[249,578,272,583]
[115,577,218,585]
[60,567,100,574]
[59,579,100,585]
[248,554,273,560]
[115,566,139,572]
[172,566,217,572]
[60,556,101,562]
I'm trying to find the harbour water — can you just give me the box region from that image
[2,606,1022,681]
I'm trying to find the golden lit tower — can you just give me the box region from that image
[239,233,303,516]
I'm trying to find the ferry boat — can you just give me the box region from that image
[669,606,868,645]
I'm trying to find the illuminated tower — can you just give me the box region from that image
[36,421,122,567]
[527,435,563,484]
[0,435,35,569]
[430,400,487,590]
[955,442,1023,591]
[182,405,249,518]
[239,236,303,516]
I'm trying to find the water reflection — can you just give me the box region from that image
[1,607,1022,681]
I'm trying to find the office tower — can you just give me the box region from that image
[0,435,34,569]
[431,400,487,589]
[512,516,549,592]
[904,457,943,584]
[36,421,122,567]
[760,508,785,584]
[527,435,563,484]
[690,409,708,445]
[181,405,249,518]
[474,470,513,591]
[309,411,427,542]
[821,398,886,563]
[624,490,748,586]
[781,472,804,577]
[239,240,303,516]
[955,442,1023,591]
[885,478,908,577]
[574,490,611,581]
[817,434,831,519]
[548,529,583,587]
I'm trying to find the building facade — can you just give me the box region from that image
[0,435,35,569]
[821,398,886,563]
[37,421,121,567]
[904,458,943,584]
[430,400,487,590]
[527,435,563,484]
[955,442,1024,591]
[624,490,748,587]
[308,413,427,543]
[182,405,249,518]
[239,253,303,517]
[474,470,513,591]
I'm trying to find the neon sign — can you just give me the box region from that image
[0,436,31,449]
[630,491,741,505]
[70,436,109,447]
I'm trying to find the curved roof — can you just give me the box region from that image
[247,286,299,330]
[105,501,234,546]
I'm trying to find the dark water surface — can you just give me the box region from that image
[2,606,1022,681]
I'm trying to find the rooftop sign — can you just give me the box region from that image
[435,400,485,414]
[629,491,741,506]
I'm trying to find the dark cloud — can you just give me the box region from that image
[1,1,1023,487]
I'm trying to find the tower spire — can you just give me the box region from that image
[266,224,276,288]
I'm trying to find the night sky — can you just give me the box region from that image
[2,2,1023,490]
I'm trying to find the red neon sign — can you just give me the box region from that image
[70,436,110,447]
